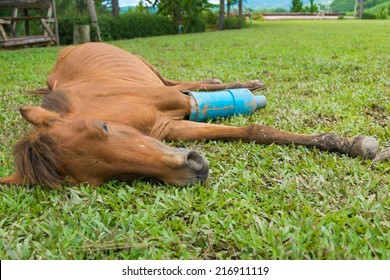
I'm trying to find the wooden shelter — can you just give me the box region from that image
[0,0,59,48]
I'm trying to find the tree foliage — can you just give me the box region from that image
[304,0,318,13]
[290,0,304,12]
[55,0,110,18]
[145,0,211,32]
[331,0,390,12]
[145,0,211,20]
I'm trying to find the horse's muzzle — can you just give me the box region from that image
[185,150,209,184]
[169,149,209,185]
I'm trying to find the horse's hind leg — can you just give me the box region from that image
[163,77,224,87]
[164,121,378,159]
[172,80,266,92]
[136,55,265,91]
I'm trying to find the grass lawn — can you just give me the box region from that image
[0,20,389,260]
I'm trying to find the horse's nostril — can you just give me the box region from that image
[171,149,209,184]
[187,152,203,171]
[186,151,206,172]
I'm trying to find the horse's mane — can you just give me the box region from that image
[13,89,72,187]
[13,131,64,188]
[28,88,72,114]
[41,88,72,114]
[14,88,72,188]
[41,89,72,114]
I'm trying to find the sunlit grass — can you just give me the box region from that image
[0,20,389,259]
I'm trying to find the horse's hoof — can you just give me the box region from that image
[204,78,222,84]
[247,80,266,91]
[211,78,223,84]
[349,136,378,159]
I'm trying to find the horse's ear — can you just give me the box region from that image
[20,106,60,127]
[0,173,23,186]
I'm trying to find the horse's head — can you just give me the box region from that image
[0,106,209,188]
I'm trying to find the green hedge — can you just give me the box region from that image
[58,17,89,45]
[223,16,247,30]
[98,13,175,41]
[58,13,175,45]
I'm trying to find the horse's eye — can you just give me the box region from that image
[101,122,109,134]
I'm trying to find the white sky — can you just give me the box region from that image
[119,0,219,6]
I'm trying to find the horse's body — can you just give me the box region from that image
[0,43,378,188]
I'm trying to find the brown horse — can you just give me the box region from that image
[0,43,378,188]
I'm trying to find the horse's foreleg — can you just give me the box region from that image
[165,121,378,159]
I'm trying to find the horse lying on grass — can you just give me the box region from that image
[0,43,379,188]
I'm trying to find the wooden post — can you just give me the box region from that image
[73,24,90,44]
[11,8,18,37]
[24,9,30,36]
[0,19,10,40]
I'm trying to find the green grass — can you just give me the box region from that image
[0,20,389,260]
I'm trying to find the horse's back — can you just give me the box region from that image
[47,43,164,89]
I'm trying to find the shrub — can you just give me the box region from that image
[223,16,246,30]
[251,12,264,21]
[184,15,207,33]
[362,12,377,19]
[58,17,90,45]
[203,10,219,29]
[375,7,389,19]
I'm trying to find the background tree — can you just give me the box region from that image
[290,0,304,12]
[332,0,389,13]
[99,0,119,16]
[359,0,364,18]
[76,0,87,16]
[56,0,110,17]
[238,0,243,18]
[86,0,102,41]
[226,0,239,16]
[112,0,119,16]
[219,0,224,30]
[304,0,318,13]
[134,1,151,13]
[145,0,210,32]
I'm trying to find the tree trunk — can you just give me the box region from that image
[86,0,102,41]
[354,0,358,17]
[238,0,243,18]
[219,0,224,30]
[112,0,119,17]
[52,0,60,46]
[359,0,364,19]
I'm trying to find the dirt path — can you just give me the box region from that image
[263,15,351,20]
